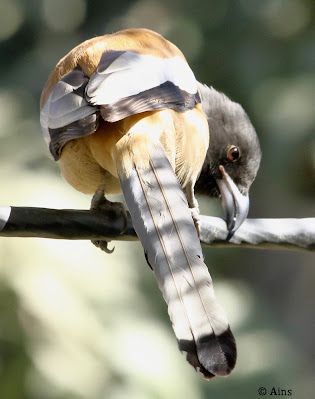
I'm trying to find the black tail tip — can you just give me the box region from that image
[197,327,237,377]
[179,327,237,379]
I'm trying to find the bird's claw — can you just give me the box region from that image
[90,188,128,253]
[91,239,115,254]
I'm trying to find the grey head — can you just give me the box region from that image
[195,84,262,232]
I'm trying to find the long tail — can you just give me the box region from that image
[119,142,236,378]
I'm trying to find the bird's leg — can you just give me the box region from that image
[90,187,128,253]
[184,182,200,236]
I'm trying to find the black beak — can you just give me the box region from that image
[216,165,249,233]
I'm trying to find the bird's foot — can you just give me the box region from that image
[91,239,115,254]
[90,188,128,253]
[184,184,200,236]
[190,206,201,237]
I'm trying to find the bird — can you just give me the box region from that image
[40,28,261,379]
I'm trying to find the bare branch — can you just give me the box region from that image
[0,206,314,253]
[199,216,315,252]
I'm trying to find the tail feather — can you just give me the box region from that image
[119,141,236,377]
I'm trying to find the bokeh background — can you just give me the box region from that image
[0,0,314,398]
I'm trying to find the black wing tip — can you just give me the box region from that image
[179,327,237,379]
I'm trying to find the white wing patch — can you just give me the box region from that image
[40,51,200,160]
[86,51,197,105]
[40,67,96,148]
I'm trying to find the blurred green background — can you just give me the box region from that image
[0,0,314,398]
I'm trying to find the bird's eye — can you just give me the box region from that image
[226,145,241,162]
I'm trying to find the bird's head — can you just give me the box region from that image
[195,84,262,233]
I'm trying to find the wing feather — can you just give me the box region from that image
[40,50,201,159]
[40,66,98,160]
[86,50,198,104]
[86,50,201,122]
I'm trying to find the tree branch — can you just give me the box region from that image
[199,216,315,252]
[0,206,314,253]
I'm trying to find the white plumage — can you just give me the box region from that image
[87,51,198,105]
